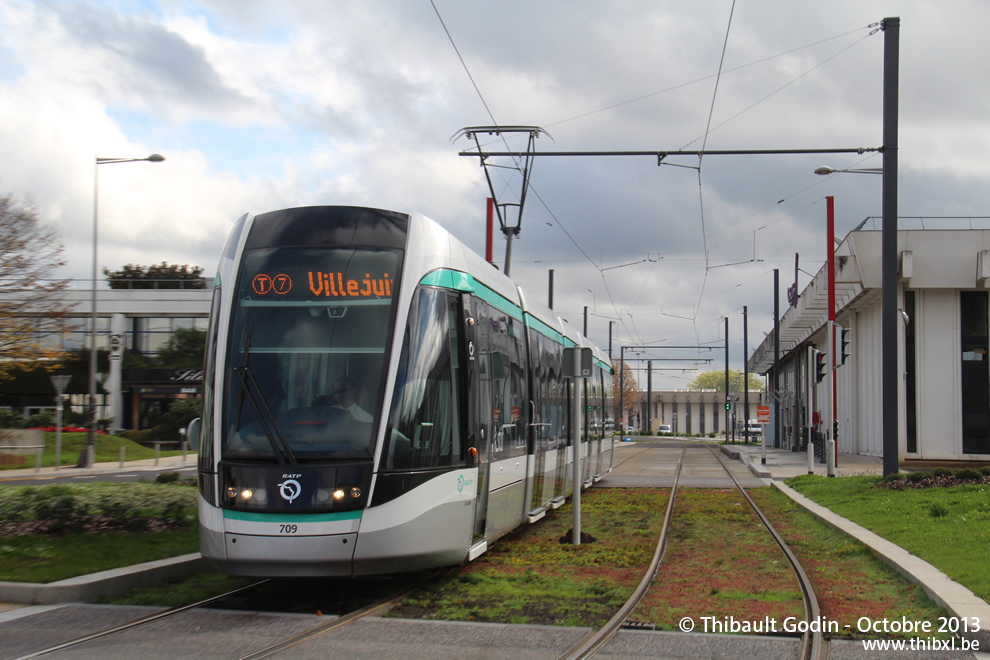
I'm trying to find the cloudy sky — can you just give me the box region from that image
[2,0,988,388]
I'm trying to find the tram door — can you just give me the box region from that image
[463,295,491,545]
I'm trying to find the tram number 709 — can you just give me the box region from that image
[279,524,298,534]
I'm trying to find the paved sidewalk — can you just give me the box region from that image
[721,440,882,479]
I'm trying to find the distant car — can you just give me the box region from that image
[745,423,762,436]
[656,424,672,435]
[625,426,636,434]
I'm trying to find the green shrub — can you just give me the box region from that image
[160,500,192,527]
[932,467,952,477]
[155,472,180,484]
[906,471,931,483]
[881,473,905,483]
[928,502,950,518]
[980,466,990,477]
[23,411,56,428]
[98,498,149,532]
[34,495,85,532]
[0,408,25,428]
[955,468,983,480]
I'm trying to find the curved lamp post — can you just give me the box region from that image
[80,153,165,468]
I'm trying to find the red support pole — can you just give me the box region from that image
[827,195,837,463]
[485,198,494,264]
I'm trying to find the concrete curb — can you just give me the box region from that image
[772,481,990,646]
[719,444,771,478]
[0,553,208,605]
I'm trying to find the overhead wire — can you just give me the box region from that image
[430,0,633,339]
[543,25,876,131]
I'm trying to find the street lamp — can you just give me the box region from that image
[80,153,165,468]
[814,166,882,176]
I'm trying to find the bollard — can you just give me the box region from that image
[807,441,814,475]
[826,439,835,477]
[154,442,161,466]
[182,440,187,463]
[120,446,125,467]
[35,448,42,473]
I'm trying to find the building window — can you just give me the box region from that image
[960,291,989,454]
[905,291,917,454]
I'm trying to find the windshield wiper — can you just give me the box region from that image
[233,366,297,465]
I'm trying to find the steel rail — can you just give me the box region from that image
[558,447,686,659]
[707,447,825,660]
[14,579,270,660]
[239,568,450,659]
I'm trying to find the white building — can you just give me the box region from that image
[633,388,765,437]
[748,220,990,464]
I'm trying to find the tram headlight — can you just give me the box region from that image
[226,486,266,503]
[333,489,345,501]
[350,487,362,499]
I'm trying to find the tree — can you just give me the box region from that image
[156,327,206,368]
[0,195,71,379]
[103,262,206,289]
[687,369,763,392]
[146,397,202,445]
[612,361,637,426]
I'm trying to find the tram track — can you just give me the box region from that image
[237,568,448,659]
[11,568,444,660]
[559,445,826,660]
[14,580,271,659]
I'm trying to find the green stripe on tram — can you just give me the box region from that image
[524,313,565,345]
[223,510,362,523]
[420,269,523,321]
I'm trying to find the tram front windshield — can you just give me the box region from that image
[223,247,399,461]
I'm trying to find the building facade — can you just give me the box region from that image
[749,222,990,464]
[0,284,212,431]
[634,388,764,437]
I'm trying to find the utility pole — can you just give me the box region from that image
[881,17,900,476]
[743,306,749,444]
[773,269,780,450]
[548,269,554,309]
[724,316,730,444]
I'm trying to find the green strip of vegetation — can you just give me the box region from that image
[785,474,990,603]
[0,481,198,582]
[385,488,669,627]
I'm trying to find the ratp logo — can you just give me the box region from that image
[457,474,474,493]
[278,479,302,503]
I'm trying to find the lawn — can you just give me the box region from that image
[785,474,990,603]
[0,530,199,583]
[0,432,191,470]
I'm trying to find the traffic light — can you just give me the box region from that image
[725,401,731,411]
[815,349,828,383]
[840,326,851,365]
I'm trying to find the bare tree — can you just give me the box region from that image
[612,361,638,428]
[0,195,71,378]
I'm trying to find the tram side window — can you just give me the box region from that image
[487,310,527,460]
[384,287,463,470]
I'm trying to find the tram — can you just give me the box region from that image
[188,206,614,577]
